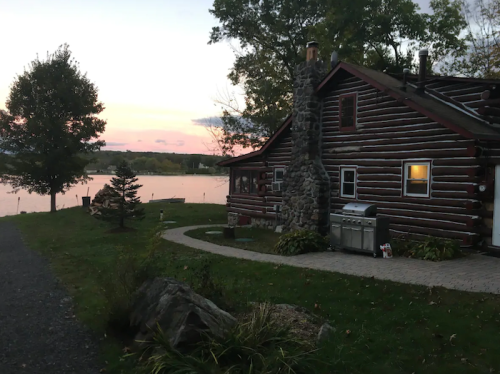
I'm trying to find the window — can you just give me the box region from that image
[250,172,258,194]
[339,93,357,131]
[241,173,249,193]
[340,167,356,198]
[232,169,259,194]
[272,167,285,193]
[274,168,284,182]
[403,162,430,197]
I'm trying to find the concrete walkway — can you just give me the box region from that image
[163,225,500,294]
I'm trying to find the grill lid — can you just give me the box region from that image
[342,202,377,217]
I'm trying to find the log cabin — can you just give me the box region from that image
[218,42,500,250]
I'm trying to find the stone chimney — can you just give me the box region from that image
[281,42,331,235]
[306,41,319,62]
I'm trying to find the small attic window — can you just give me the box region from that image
[339,93,357,131]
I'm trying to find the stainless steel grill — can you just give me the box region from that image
[330,203,390,257]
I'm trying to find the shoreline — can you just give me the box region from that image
[86,173,229,177]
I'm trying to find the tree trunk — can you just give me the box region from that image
[50,192,57,213]
[120,216,124,228]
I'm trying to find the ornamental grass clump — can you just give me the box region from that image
[141,303,328,374]
[274,230,329,256]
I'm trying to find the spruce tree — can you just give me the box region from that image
[97,161,145,228]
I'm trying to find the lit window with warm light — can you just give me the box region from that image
[404,162,430,197]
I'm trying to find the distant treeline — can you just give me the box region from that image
[85,151,230,174]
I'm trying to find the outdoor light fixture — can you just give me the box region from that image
[479,185,487,192]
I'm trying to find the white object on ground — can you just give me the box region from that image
[380,243,393,259]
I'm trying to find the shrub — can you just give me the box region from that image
[100,224,165,332]
[188,258,233,311]
[390,234,414,257]
[391,234,461,261]
[414,236,461,261]
[274,230,328,256]
[141,303,329,374]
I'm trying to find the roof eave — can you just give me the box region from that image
[217,115,292,167]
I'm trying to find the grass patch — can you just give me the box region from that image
[2,204,500,373]
[186,225,281,254]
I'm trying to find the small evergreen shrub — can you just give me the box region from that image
[274,230,328,256]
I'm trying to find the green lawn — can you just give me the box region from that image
[3,203,500,374]
[185,226,281,254]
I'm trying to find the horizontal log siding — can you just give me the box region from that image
[322,76,485,243]
[226,129,292,220]
[424,81,500,125]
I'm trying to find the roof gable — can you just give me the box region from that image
[317,63,500,139]
[218,116,292,166]
[219,63,500,166]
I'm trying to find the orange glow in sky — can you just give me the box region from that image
[0,0,239,155]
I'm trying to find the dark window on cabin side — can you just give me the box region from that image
[274,168,284,182]
[232,169,259,195]
[339,93,357,131]
[340,167,356,198]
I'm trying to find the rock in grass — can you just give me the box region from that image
[129,277,236,350]
[317,322,336,343]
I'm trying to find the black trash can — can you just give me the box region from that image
[82,196,91,208]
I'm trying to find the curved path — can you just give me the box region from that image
[0,222,101,374]
[164,225,500,294]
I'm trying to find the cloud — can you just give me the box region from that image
[155,139,185,146]
[137,139,142,142]
[101,129,212,154]
[104,142,128,147]
[192,116,223,127]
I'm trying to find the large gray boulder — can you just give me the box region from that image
[129,277,237,350]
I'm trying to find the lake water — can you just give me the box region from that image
[0,175,229,217]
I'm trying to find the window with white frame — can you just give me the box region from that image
[274,167,285,182]
[403,162,430,197]
[340,168,356,198]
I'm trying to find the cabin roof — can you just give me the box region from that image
[219,62,500,167]
[218,116,292,166]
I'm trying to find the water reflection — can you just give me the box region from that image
[0,175,229,217]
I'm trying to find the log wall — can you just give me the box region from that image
[226,128,292,221]
[224,74,500,246]
[322,75,489,245]
[421,80,500,125]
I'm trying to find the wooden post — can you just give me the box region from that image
[223,226,235,239]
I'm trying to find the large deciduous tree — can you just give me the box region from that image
[443,0,500,78]
[0,45,106,212]
[208,0,466,155]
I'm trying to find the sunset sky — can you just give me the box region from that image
[0,0,238,154]
[0,0,435,155]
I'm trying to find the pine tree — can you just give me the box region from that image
[96,161,145,228]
